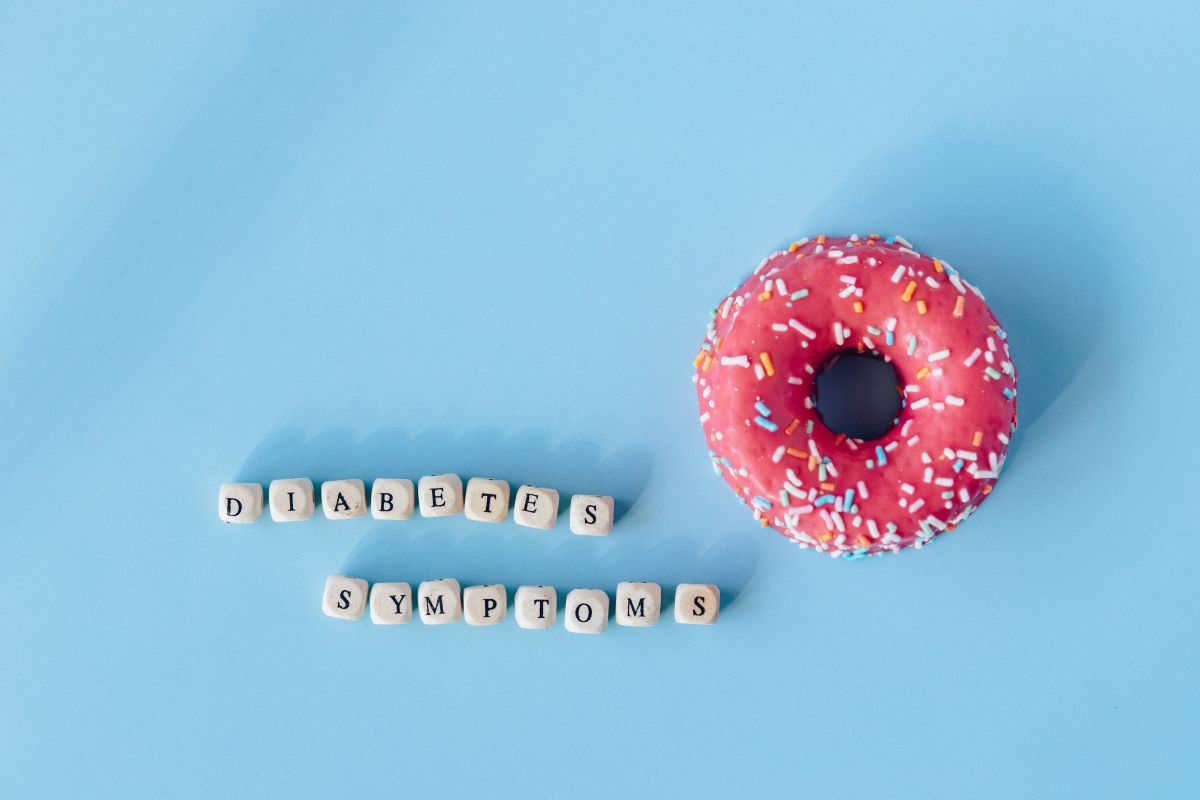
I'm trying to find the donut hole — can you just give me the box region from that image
[814,352,902,441]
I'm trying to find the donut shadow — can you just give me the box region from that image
[802,129,1116,466]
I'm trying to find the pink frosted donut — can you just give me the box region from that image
[694,235,1018,558]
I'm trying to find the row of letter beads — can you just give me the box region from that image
[323,577,720,631]
[219,476,614,536]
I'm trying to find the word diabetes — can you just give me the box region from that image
[218,475,614,536]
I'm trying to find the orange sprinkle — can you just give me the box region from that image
[785,418,800,435]
[761,518,770,527]
[713,336,722,351]
[785,447,806,459]
[817,234,826,244]
[917,366,931,379]
[856,342,866,353]
[917,300,928,315]
[901,281,917,302]
[869,233,880,240]
[807,454,818,471]
[982,484,993,495]
[702,354,712,371]
[819,531,833,542]
[953,295,965,318]
[788,242,800,253]
[853,300,864,313]
[972,430,984,447]
[855,534,871,548]
[759,351,775,376]
[758,291,772,302]
[834,433,847,446]
[932,259,944,273]
[820,481,836,491]
[693,349,706,368]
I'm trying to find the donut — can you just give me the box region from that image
[693,234,1018,558]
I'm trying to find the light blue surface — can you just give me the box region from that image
[2,2,1197,797]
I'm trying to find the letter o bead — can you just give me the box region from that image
[564,588,609,634]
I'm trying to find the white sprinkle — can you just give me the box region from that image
[754,364,765,379]
[911,397,930,409]
[959,488,971,502]
[787,376,804,385]
[771,323,788,332]
[901,483,915,495]
[826,249,844,258]
[945,395,965,407]
[955,450,978,461]
[789,319,817,339]
[772,446,785,463]
[867,519,880,538]
[857,480,869,499]
[775,278,787,295]
[928,349,950,362]
[720,355,750,367]
[893,235,913,248]
[890,265,906,283]
[923,467,933,482]
[907,435,921,446]
[837,256,860,265]
[700,412,711,423]
[935,477,954,487]
[908,499,925,513]
[834,322,845,346]
[886,316,897,331]
[925,276,941,289]
[964,348,982,367]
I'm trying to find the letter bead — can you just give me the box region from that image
[513,485,560,530]
[321,479,368,520]
[463,584,508,626]
[615,581,661,627]
[417,474,464,518]
[268,478,314,522]
[569,494,614,536]
[673,584,720,625]
[322,575,368,620]
[464,477,510,523]
[417,578,462,624]
[369,582,413,624]
[218,483,262,524]
[564,588,609,634]
[514,585,557,629]
[371,478,415,521]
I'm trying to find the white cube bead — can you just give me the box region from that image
[417,578,462,624]
[322,575,368,620]
[674,584,720,625]
[564,588,609,634]
[268,478,314,522]
[218,483,262,523]
[321,479,367,520]
[513,485,560,530]
[514,585,557,629]
[371,478,414,520]
[569,494,614,536]
[463,584,507,626]
[464,477,510,523]
[418,474,464,517]
[615,582,661,627]
[368,582,413,624]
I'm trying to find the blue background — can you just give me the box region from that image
[2,2,1197,797]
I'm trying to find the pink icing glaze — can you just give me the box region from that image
[694,235,1018,557]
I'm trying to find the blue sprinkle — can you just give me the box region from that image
[885,330,894,346]
[844,488,855,508]
[752,496,772,510]
[754,416,778,432]
[875,445,887,466]
[754,400,771,417]
[1003,387,1015,399]
[814,494,836,507]
[885,236,895,244]
[953,459,965,473]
